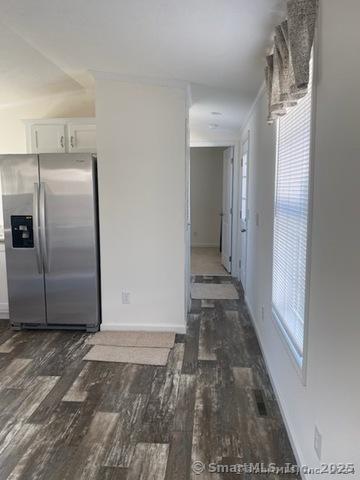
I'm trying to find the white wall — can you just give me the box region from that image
[240,1,360,477]
[95,78,187,333]
[190,147,223,247]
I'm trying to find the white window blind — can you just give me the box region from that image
[272,57,313,364]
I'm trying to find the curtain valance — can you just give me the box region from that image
[265,0,318,124]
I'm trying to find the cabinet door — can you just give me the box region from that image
[31,124,66,153]
[67,124,96,153]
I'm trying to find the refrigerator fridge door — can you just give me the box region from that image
[39,154,100,329]
[0,155,46,327]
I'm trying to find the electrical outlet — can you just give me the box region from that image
[122,290,131,304]
[314,426,322,460]
[261,305,265,322]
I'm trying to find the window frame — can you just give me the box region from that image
[271,50,317,385]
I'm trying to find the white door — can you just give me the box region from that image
[67,124,97,153]
[221,147,234,273]
[239,137,249,288]
[31,124,66,153]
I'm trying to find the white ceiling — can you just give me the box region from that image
[0,0,284,139]
[0,22,83,107]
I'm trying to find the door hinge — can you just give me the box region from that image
[230,208,233,215]
[239,259,241,269]
[241,158,243,167]
[229,256,232,263]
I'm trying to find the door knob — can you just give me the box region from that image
[241,229,247,233]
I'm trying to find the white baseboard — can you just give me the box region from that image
[101,323,186,334]
[244,295,307,480]
[0,304,9,320]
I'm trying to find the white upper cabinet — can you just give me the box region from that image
[25,118,96,154]
[67,123,96,153]
[31,124,66,153]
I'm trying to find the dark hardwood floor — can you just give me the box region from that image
[0,276,299,479]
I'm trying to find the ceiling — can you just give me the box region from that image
[0,0,285,140]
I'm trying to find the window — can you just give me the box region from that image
[272,56,313,368]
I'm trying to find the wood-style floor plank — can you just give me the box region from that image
[126,443,169,480]
[63,411,119,480]
[0,274,299,479]
[164,431,192,480]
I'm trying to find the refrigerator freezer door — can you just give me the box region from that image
[0,155,46,326]
[39,154,99,328]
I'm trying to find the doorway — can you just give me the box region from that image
[189,146,234,277]
[239,135,249,289]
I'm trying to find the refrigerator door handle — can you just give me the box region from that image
[33,182,42,274]
[39,182,49,273]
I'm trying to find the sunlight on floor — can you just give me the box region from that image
[191,247,229,276]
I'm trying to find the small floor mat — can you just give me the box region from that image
[83,345,170,366]
[87,331,175,348]
[191,283,239,300]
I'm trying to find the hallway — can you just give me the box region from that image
[0,275,298,479]
[191,247,229,277]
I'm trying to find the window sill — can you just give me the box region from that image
[271,308,307,386]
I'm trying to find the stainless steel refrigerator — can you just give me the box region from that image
[0,153,100,332]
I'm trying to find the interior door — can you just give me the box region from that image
[221,147,234,273]
[239,138,249,288]
[31,124,66,153]
[67,124,97,153]
[0,155,46,326]
[39,153,99,328]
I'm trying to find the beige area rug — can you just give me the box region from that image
[83,345,170,366]
[191,283,239,300]
[87,331,175,348]
[191,247,229,276]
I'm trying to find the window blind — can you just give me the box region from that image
[272,56,313,363]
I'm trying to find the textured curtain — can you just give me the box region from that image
[266,0,318,124]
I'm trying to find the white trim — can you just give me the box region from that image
[185,91,192,315]
[189,140,240,277]
[271,310,305,382]
[91,70,190,91]
[238,133,250,288]
[101,323,186,334]
[301,30,319,387]
[244,296,306,480]
[271,46,317,386]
